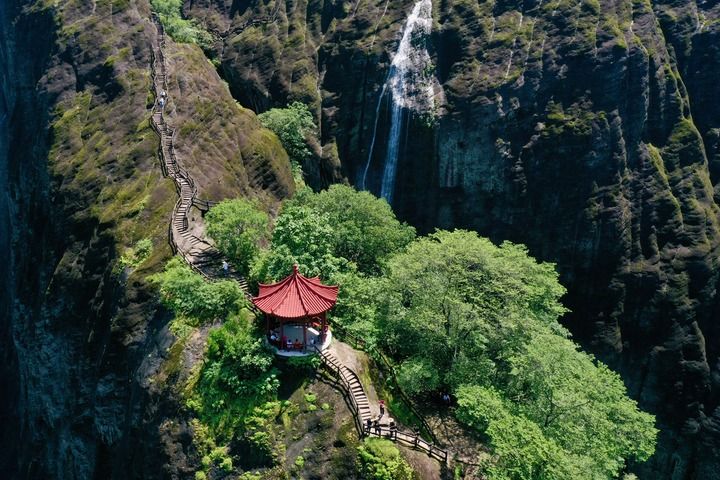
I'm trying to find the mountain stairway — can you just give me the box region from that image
[315,346,450,464]
[148,15,247,292]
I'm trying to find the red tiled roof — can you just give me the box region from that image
[252,265,339,318]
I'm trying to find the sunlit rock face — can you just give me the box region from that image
[360,0,439,204]
[193,0,720,477]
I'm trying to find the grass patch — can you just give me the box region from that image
[150,0,212,48]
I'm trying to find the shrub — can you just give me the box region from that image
[357,438,414,480]
[151,0,212,48]
[149,258,247,322]
[258,102,316,166]
[117,237,153,272]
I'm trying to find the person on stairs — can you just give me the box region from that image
[222,260,229,276]
[379,399,385,417]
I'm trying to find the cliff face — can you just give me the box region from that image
[0,0,292,477]
[2,0,719,477]
[196,0,720,477]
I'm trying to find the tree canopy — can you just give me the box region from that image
[253,203,348,281]
[372,230,656,478]
[205,198,269,276]
[296,184,416,274]
[258,102,316,166]
[188,314,279,436]
[150,258,246,323]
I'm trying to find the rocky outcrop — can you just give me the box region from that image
[0,0,292,477]
[193,0,720,477]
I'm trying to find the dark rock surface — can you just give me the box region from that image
[195,0,720,477]
[0,0,291,478]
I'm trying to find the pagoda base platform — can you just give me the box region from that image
[270,328,332,357]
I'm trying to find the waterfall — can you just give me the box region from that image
[360,0,434,204]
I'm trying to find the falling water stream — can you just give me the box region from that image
[360,0,434,204]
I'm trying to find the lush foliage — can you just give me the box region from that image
[252,184,413,287]
[186,313,279,435]
[205,199,269,276]
[258,102,316,166]
[158,182,656,479]
[251,185,415,336]
[117,237,153,272]
[377,230,568,389]
[150,258,246,322]
[395,356,440,397]
[151,0,212,48]
[295,185,416,274]
[356,438,415,480]
[253,203,347,281]
[373,230,656,478]
[455,386,582,480]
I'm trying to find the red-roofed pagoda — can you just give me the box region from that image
[252,265,339,355]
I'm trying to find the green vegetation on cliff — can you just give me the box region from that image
[150,258,246,323]
[373,230,657,478]
[357,438,415,480]
[205,199,270,276]
[170,182,656,478]
[258,102,317,167]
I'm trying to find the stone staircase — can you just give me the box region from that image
[316,347,373,423]
[315,345,449,464]
[148,15,247,292]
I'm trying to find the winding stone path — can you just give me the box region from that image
[149,16,246,290]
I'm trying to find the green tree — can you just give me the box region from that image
[396,357,440,397]
[504,333,657,477]
[258,102,316,165]
[151,0,212,48]
[455,385,583,480]
[150,258,246,322]
[205,199,270,276]
[329,270,384,339]
[376,230,656,477]
[253,204,348,282]
[378,229,567,388]
[299,184,416,274]
[188,313,279,435]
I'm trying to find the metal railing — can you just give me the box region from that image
[363,424,449,463]
[314,345,449,464]
[328,320,440,445]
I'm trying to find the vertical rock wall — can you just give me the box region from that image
[0,0,292,477]
[197,0,720,477]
